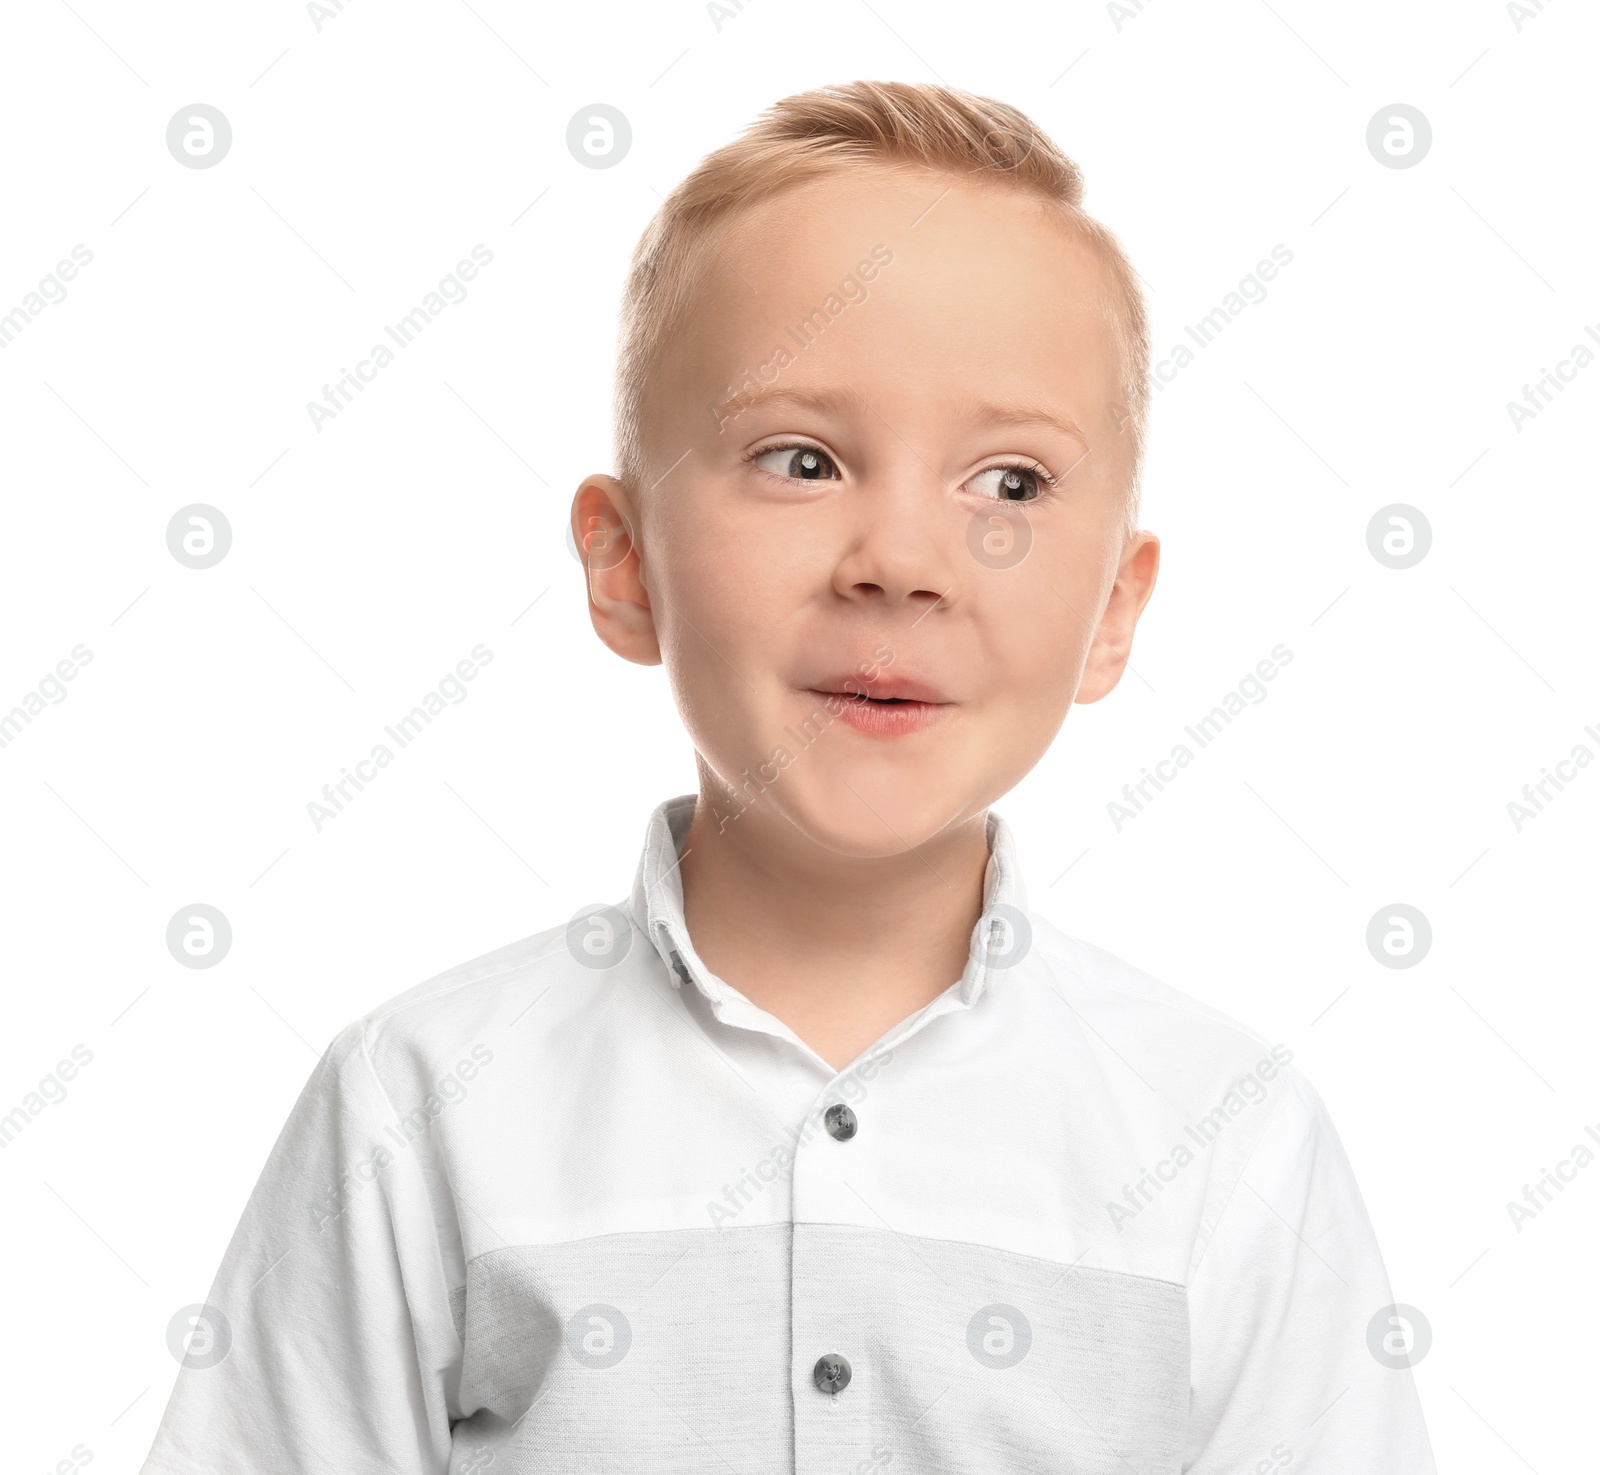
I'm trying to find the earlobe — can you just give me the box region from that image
[571,476,662,666]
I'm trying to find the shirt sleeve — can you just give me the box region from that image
[140,1020,460,1475]
[1182,1065,1436,1473]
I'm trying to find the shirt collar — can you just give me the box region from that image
[625,793,1031,1011]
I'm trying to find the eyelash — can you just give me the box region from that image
[989,457,1061,490]
[743,441,1062,491]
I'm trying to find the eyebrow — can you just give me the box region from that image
[731,384,1086,443]
[958,395,1087,444]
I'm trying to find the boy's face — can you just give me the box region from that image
[577,165,1158,857]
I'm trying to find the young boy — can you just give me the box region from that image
[143,82,1435,1473]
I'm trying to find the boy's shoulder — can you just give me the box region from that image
[316,918,593,1096]
[364,920,578,1028]
[1028,910,1272,1035]
[1024,909,1300,1098]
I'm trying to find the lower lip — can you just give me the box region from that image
[810,692,952,736]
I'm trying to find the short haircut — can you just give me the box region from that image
[613,80,1151,534]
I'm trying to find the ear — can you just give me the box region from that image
[1077,530,1159,704]
[571,475,661,666]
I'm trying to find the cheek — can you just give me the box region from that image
[662,500,817,639]
[966,571,1097,741]
[979,563,1091,677]
[666,546,777,651]
[652,535,791,732]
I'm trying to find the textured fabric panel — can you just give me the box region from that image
[816,1225,1189,1474]
[451,1226,795,1473]
[446,1224,1186,1474]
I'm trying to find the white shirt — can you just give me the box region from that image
[142,794,1436,1474]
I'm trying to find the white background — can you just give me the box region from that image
[2,0,1596,1469]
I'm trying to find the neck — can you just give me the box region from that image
[674,778,992,1070]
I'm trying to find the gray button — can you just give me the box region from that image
[813,1352,851,1394]
[824,1103,858,1141]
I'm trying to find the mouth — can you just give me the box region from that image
[802,675,954,736]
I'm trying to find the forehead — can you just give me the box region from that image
[666,164,1126,423]
[712,162,1099,283]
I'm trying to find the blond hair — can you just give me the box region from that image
[614,80,1150,532]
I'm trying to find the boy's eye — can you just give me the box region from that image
[969,464,1046,502]
[753,445,840,481]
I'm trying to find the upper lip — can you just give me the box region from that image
[806,672,952,704]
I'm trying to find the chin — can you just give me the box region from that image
[768,761,982,860]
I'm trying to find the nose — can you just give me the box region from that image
[828,458,961,616]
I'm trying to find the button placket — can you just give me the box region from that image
[791,1225,872,1470]
[792,1085,874,1472]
